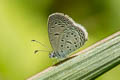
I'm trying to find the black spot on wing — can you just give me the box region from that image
[51,26,55,28]
[54,33,59,36]
[74,42,76,44]
[61,45,63,47]
[61,39,64,41]
[60,25,64,27]
[66,35,68,37]
[55,22,57,24]
[71,33,73,35]
[67,46,69,48]
[66,40,72,44]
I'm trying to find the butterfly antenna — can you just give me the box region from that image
[31,40,51,50]
[34,50,51,54]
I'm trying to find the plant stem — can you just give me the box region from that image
[28,31,120,80]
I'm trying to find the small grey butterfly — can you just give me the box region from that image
[48,13,88,59]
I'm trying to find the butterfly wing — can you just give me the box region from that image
[48,13,68,52]
[48,13,88,58]
[58,23,88,58]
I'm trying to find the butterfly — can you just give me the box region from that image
[48,13,88,59]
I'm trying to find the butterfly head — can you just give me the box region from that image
[49,51,56,58]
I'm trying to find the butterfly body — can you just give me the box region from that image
[48,13,88,59]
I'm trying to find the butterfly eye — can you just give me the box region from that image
[69,49,71,51]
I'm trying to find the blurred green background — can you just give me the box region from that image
[0,0,120,80]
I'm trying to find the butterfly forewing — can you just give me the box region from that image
[48,13,69,51]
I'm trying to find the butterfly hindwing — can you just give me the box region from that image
[58,25,87,58]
